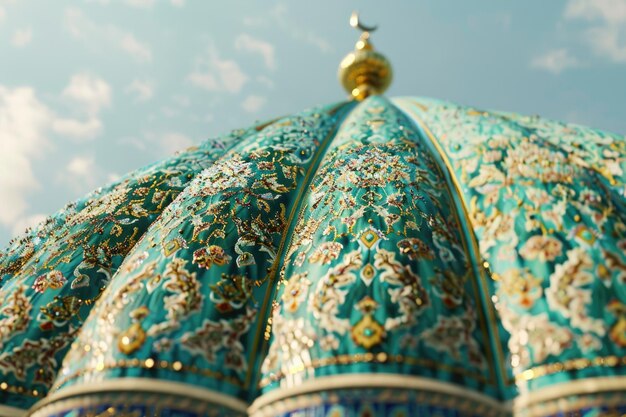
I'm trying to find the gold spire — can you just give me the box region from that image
[338,11,393,101]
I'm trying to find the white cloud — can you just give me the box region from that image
[531,49,580,74]
[244,4,332,53]
[61,73,112,115]
[235,33,276,70]
[565,0,626,63]
[172,95,190,107]
[120,33,152,62]
[121,131,195,157]
[241,95,266,113]
[67,155,94,176]
[56,155,100,193]
[52,117,102,139]
[126,79,154,102]
[160,132,194,155]
[256,75,274,89]
[125,0,155,8]
[565,0,626,24]
[0,87,51,227]
[0,77,111,233]
[11,27,32,47]
[170,0,185,6]
[11,213,47,238]
[55,74,109,140]
[187,72,218,91]
[187,43,248,93]
[54,73,110,140]
[585,25,626,62]
[65,7,91,37]
[64,7,153,63]
[0,6,5,23]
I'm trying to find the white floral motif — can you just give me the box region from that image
[181,307,257,374]
[309,250,360,335]
[198,156,254,196]
[545,248,605,335]
[497,304,572,369]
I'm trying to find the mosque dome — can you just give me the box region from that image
[0,13,625,417]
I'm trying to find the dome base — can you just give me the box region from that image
[27,378,247,417]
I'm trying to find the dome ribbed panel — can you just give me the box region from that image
[0,124,258,411]
[394,96,626,415]
[255,96,505,416]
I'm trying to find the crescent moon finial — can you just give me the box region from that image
[340,11,391,101]
[350,11,378,33]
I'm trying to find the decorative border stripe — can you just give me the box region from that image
[251,373,626,417]
[28,378,248,416]
[22,375,626,416]
[249,373,507,416]
[0,404,26,417]
[512,376,626,408]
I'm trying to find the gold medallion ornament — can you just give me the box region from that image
[338,12,393,101]
[352,297,385,349]
[117,306,149,355]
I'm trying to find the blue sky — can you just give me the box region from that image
[1,0,625,243]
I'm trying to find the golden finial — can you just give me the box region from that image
[339,11,393,101]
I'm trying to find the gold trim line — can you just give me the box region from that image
[516,355,626,383]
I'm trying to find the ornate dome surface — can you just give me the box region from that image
[0,95,625,417]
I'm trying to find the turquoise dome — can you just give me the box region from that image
[0,95,625,417]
